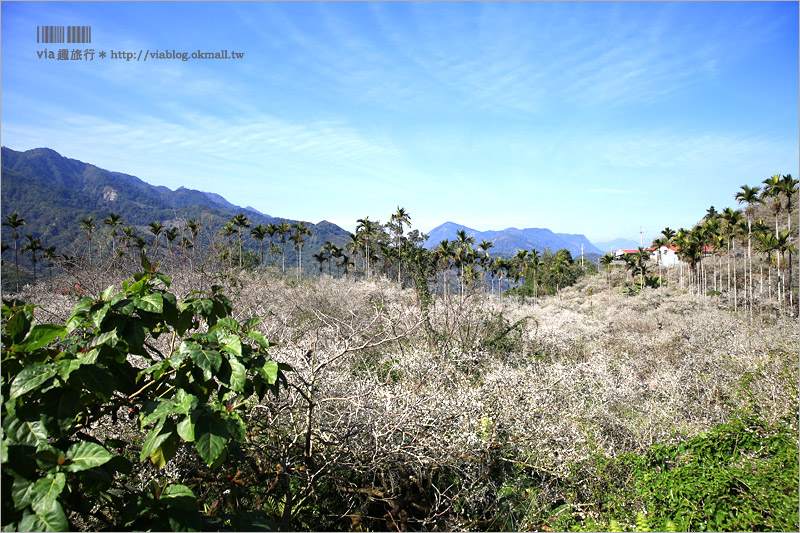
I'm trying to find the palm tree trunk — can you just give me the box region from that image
[732,240,737,311]
[298,244,303,279]
[727,242,731,301]
[13,241,20,292]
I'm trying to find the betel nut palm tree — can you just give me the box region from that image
[250,223,268,266]
[435,239,454,298]
[185,218,201,266]
[290,221,312,278]
[345,232,362,275]
[455,230,475,296]
[164,228,181,258]
[231,213,251,269]
[600,253,614,296]
[478,239,493,292]
[660,227,676,288]
[761,174,783,238]
[735,185,762,315]
[218,222,237,268]
[43,245,58,281]
[389,206,411,283]
[777,174,797,305]
[774,230,797,309]
[633,247,649,289]
[147,221,164,255]
[265,223,279,266]
[278,221,292,274]
[720,207,742,305]
[20,235,44,282]
[3,212,26,292]
[650,237,668,287]
[356,216,379,279]
[80,216,96,264]
[103,212,124,257]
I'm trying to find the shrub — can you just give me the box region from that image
[1,254,289,531]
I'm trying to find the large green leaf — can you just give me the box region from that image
[76,364,115,400]
[85,329,118,349]
[11,476,34,510]
[9,364,57,399]
[259,360,280,385]
[161,484,201,531]
[177,415,195,442]
[185,342,222,378]
[55,358,82,381]
[224,413,247,443]
[39,388,81,435]
[227,356,247,393]
[64,441,113,472]
[34,498,69,531]
[246,330,271,349]
[125,277,147,296]
[18,324,64,351]
[148,431,179,469]
[192,298,214,317]
[243,317,262,330]
[5,415,48,446]
[140,391,198,426]
[30,473,66,514]
[17,510,46,532]
[100,285,116,302]
[193,412,228,467]
[139,419,174,462]
[90,304,109,329]
[217,317,241,330]
[5,309,32,344]
[135,293,163,314]
[174,390,200,413]
[220,333,242,358]
[34,444,63,472]
[111,298,136,317]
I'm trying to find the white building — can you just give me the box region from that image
[647,245,681,267]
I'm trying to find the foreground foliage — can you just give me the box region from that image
[1,255,288,531]
[558,414,798,532]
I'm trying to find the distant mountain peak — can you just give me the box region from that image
[426,221,604,256]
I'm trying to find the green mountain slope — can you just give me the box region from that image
[1,146,350,276]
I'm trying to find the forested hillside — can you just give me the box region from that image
[1,147,350,287]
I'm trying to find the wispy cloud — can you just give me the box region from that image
[588,188,631,194]
[593,131,797,172]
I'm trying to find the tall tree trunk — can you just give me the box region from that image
[732,240,737,312]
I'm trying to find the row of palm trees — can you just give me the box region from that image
[428,232,578,300]
[304,208,586,302]
[2,209,322,288]
[2,201,589,302]
[2,212,58,291]
[605,174,797,315]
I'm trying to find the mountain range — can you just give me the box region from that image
[425,221,604,258]
[2,147,621,271]
[0,146,349,264]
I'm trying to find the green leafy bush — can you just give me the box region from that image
[1,254,289,531]
[561,414,799,532]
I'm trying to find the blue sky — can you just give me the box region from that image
[2,1,798,244]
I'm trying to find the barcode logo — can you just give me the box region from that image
[37,26,92,44]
